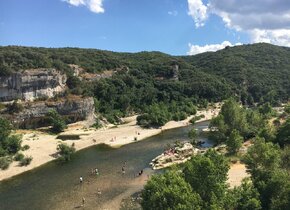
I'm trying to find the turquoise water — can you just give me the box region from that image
[0,121,212,210]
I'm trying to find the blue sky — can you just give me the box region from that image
[0,0,289,55]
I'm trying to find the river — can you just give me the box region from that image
[0,121,212,210]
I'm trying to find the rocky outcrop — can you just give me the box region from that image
[150,142,206,170]
[7,96,95,129]
[0,69,67,102]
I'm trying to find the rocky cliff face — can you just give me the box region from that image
[0,69,67,102]
[6,96,95,129]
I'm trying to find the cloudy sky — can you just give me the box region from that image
[0,0,289,55]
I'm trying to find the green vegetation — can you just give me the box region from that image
[142,170,202,210]
[14,153,24,161]
[226,129,243,154]
[0,118,22,157]
[1,43,289,125]
[19,156,33,166]
[46,109,67,133]
[57,143,76,162]
[188,128,198,145]
[142,96,290,209]
[0,157,12,170]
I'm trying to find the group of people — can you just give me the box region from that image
[78,161,145,207]
[91,168,99,176]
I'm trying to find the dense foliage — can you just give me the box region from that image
[57,143,76,162]
[46,110,67,133]
[0,117,23,169]
[1,43,289,125]
[0,118,22,157]
[142,101,290,210]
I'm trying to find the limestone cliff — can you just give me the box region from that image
[0,69,67,102]
[6,96,95,129]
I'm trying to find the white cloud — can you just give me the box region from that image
[187,0,290,46]
[168,11,178,16]
[187,41,242,55]
[187,0,208,27]
[63,0,104,13]
[250,29,290,47]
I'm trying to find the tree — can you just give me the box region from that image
[57,143,75,162]
[210,98,250,142]
[141,170,202,210]
[183,149,229,208]
[46,109,67,133]
[226,129,243,154]
[0,117,12,143]
[258,102,273,117]
[242,138,281,178]
[284,104,290,114]
[276,119,290,147]
[188,128,197,144]
[220,98,248,136]
[2,135,22,154]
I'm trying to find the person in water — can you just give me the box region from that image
[79,176,83,183]
[95,168,99,175]
[122,166,125,174]
[138,170,143,176]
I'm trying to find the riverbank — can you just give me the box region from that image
[0,108,219,181]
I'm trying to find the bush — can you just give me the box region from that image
[19,156,33,166]
[21,144,30,151]
[57,143,76,162]
[0,157,12,170]
[6,101,23,114]
[14,153,24,161]
[46,109,67,133]
[92,118,103,129]
[3,135,22,154]
[0,147,8,157]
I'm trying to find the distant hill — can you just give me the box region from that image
[0,43,289,116]
[180,43,290,103]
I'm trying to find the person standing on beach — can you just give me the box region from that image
[82,197,85,206]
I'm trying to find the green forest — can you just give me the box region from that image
[0,43,290,125]
[141,99,290,210]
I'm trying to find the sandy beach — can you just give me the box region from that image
[0,109,219,181]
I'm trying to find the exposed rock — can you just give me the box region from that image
[150,142,206,170]
[0,69,67,102]
[5,96,95,129]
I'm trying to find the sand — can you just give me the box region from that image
[0,109,219,182]
[227,162,250,188]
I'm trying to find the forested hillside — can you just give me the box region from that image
[0,43,289,123]
[181,43,290,104]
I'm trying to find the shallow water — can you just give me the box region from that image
[0,121,212,210]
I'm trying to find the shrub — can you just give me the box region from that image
[19,156,33,166]
[6,101,23,114]
[21,144,30,151]
[3,135,22,155]
[92,118,103,129]
[14,153,24,161]
[57,143,76,162]
[0,147,8,157]
[46,109,67,133]
[0,157,12,170]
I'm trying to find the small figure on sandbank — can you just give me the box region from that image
[79,176,83,184]
[95,168,99,176]
[82,197,85,206]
